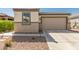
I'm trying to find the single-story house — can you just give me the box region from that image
[69,14,79,29]
[13,8,71,33]
[0,13,14,20]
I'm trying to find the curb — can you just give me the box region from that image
[69,29,79,33]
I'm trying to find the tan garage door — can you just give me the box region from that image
[42,18,66,30]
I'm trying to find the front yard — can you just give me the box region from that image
[0,36,49,50]
[0,20,49,50]
[0,30,79,50]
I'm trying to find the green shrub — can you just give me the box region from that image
[0,20,14,32]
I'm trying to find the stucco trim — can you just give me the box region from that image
[13,21,40,23]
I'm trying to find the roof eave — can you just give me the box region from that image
[39,12,71,15]
[13,8,39,11]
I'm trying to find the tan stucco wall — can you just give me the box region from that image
[14,22,39,32]
[42,18,66,30]
[14,10,70,32]
[14,11,39,22]
[14,11,22,22]
[31,12,40,22]
[14,10,39,32]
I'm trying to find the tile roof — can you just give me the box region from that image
[0,13,13,18]
[0,13,8,17]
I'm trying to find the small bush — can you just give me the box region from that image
[4,37,12,47]
[0,20,14,32]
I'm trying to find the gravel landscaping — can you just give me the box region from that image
[1,36,49,50]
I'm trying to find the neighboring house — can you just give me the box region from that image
[0,13,14,21]
[69,14,79,29]
[13,8,71,33]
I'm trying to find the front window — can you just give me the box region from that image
[22,13,31,25]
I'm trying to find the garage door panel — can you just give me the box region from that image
[42,18,66,29]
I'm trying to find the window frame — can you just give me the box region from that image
[22,12,31,25]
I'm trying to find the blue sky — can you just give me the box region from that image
[0,8,79,17]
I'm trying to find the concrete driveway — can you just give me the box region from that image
[44,30,79,50]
